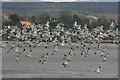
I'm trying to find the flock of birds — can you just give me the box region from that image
[0,20,119,74]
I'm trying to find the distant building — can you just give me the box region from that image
[17,21,32,27]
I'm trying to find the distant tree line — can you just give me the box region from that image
[3,10,117,31]
[3,14,20,26]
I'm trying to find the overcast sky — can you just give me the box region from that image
[41,0,119,2]
[1,0,119,2]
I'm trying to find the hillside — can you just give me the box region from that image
[2,2,118,15]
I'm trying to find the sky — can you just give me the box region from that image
[41,0,119,2]
[42,0,77,2]
[0,0,119,2]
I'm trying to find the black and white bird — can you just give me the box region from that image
[16,48,26,62]
[52,45,58,55]
[95,66,101,73]
[1,42,9,48]
[14,45,20,53]
[26,49,33,58]
[7,42,15,53]
[39,53,49,64]
[62,60,70,68]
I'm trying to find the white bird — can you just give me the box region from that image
[26,49,32,58]
[62,60,70,68]
[74,21,78,27]
[52,45,58,55]
[110,22,114,28]
[14,45,19,53]
[103,57,107,62]
[39,53,49,64]
[101,46,107,52]
[100,52,104,57]
[95,66,101,73]
[61,40,65,46]
[1,42,8,48]
[16,49,26,62]
[16,57,20,62]
[63,54,71,61]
